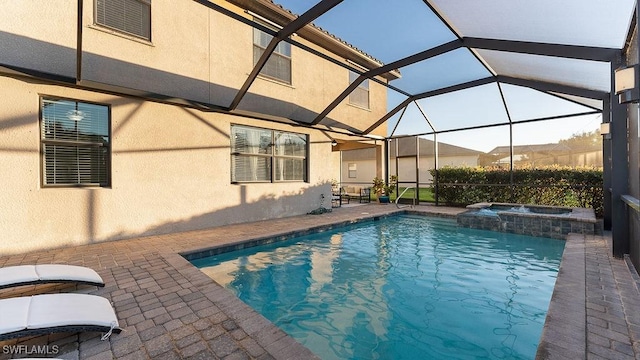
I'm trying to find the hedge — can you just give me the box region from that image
[429,167,604,218]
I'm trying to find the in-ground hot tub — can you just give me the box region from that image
[457,202,599,239]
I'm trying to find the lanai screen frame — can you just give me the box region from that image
[155,0,637,258]
[222,0,629,257]
[1,0,632,256]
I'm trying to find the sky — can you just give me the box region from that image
[273,0,605,152]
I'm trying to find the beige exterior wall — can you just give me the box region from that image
[340,148,385,187]
[0,76,340,255]
[12,0,386,132]
[341,161,377,187]
[0,0,385,255]
[0,0,77,78]
[82,0,213,103]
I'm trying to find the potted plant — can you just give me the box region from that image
[372,175,397,203]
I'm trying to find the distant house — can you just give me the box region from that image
[485,143,603,168]
[340,137,483,187]
[390,137,483,184]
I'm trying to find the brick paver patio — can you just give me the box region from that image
[0,204,637,359]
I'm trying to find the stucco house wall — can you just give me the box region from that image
[0,0,378,255]
[341,148,378,187]
[0,76,342,254]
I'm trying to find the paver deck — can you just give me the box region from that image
[0,204,637,359]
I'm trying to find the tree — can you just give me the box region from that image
[559,129,601,151]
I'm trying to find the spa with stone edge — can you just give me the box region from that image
[457,202,600,239]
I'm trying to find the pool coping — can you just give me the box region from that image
[535,232,586,359]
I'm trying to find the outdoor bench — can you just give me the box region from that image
[342,186,371,203]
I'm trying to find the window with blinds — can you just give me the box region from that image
[349,70,370,109]
[95,0,151,41]
[348,163,357,178]
[253,19,292,84]
[231,125,307,183]
[41,98,110,187]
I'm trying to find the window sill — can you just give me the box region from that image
[347,102,371,112]
[42,184,111,189]
[88,24,154,47]
[231,181,308,185]
[254,74,295,89]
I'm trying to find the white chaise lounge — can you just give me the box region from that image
[0,264,104,290]
[0,293,121,340]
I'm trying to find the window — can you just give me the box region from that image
[348,163,357,178]
[349,70,370,109]
[253,19,292,84]
[41,98,110,186]
[95,0,151,41]
[231,125,307,182]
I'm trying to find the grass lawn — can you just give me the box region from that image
[372,187,435,202]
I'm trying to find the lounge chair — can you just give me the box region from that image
[0,293,122,340]
[0,264,104,290]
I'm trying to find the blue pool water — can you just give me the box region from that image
[192,215,564,360]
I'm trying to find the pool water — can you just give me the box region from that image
[192,215,564,360]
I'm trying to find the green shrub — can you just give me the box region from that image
[430,166,604,217]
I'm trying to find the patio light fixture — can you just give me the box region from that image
[600,122,611,139]
[614,64,640,104]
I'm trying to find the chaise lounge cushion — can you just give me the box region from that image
[343,186,358,196]
[0,294,121,340]
[0,264,104,290]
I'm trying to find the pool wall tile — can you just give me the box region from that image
[181,215,399,261]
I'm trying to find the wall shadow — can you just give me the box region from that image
[0,30,354,254]
[100,181,333,244]
[0,31,353,131]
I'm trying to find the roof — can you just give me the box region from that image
[488,141,603,155]
[488,143,573,155]
[391,137,483,157]
[342,137,482,160]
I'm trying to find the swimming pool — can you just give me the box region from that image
[191,215,564,360]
